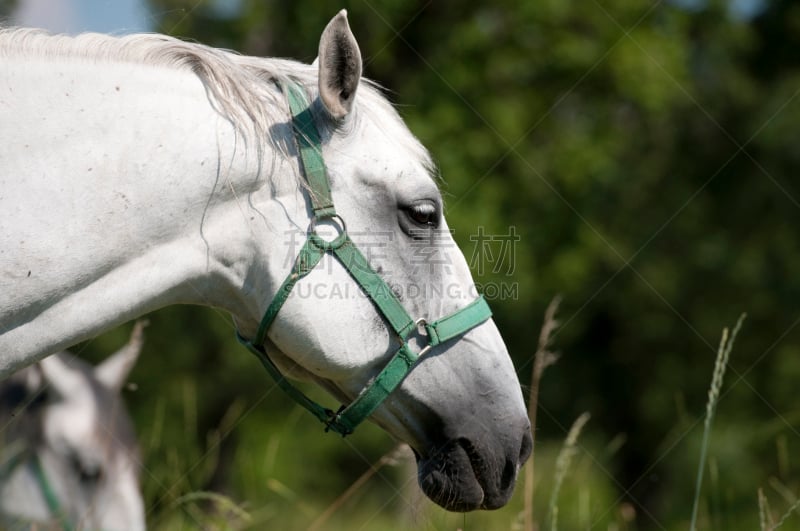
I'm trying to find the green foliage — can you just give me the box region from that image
[0,0,16,19]
[66,0,800,528]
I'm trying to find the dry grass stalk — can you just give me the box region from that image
[771,496,800,530]
[759,487,774,531]
[308,444,408,531]
[523,295,562,531]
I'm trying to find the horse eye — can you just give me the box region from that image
[79,465,102,484]
[405,201,439,228]
[71,454,102,484]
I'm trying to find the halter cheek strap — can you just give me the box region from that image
[31,455,72,531]
[237,82,492,436]
[0,448,73,531]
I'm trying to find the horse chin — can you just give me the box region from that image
[415,438,518,512]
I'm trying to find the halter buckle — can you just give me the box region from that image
[412,318,433,358]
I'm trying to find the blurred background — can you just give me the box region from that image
[3,0,800,529]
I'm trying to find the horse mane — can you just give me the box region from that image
[0,28,433,173]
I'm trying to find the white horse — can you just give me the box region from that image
[0,10,531,510]
[0,321,146,530]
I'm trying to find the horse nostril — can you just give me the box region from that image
[519,425,533,465]
[500,456,516,492]
[498,426,534,496]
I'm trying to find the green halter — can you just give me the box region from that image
[237,82,493,436]
[31,455,72,531]
[0,448,72,531]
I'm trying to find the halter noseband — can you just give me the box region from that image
[236,82,492,436]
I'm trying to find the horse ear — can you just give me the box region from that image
[39,353,86,399]
[317,9,362,120]
[95,320,147,392]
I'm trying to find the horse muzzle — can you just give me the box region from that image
[415,424,533,511]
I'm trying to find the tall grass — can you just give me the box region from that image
[690,313,746,531]
[523,296,562,531]
[766,496,800,530]
[136,306,800,530]
[547,412,591,531]
[759,487,773,530]
[308,444,409,531]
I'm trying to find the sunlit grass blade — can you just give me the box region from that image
[547,411,590,531]
[689,313,746,531]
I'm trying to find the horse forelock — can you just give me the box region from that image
[0,27,434,183]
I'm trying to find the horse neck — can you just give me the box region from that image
[0,55,292,372]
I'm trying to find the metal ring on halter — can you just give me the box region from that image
[307,214,348,250]
[412,318,433,358]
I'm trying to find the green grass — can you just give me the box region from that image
[690,314,746,530]
[133,310,800,530]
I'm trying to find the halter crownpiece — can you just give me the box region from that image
[236,82,492,436]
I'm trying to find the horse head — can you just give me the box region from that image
[0,322,146,530]
[239,11,532,511]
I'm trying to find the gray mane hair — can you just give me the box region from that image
[0,28,434,176]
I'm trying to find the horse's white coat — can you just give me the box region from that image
[1,50,261,363]
[0,11,531,510]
